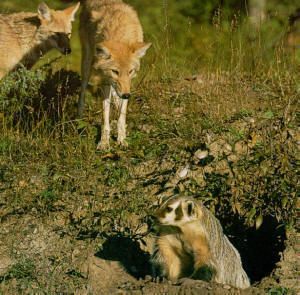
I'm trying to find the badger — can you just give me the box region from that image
[150,195,250,289]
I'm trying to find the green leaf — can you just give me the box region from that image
[255,214,263,230]
[77,120,88,130]
[281,197,288,208]
[248,207,257,220]
[262,110,274,119]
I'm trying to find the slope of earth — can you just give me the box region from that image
[0,69,299,294]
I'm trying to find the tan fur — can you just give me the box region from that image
[78,0,151,150]
[0,2,80,79]
[151,196,250,289]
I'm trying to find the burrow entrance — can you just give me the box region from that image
[220,214,286,283]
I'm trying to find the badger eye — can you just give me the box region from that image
[166,206,173,213]
[187,202,194,216]
[111,69,120,76]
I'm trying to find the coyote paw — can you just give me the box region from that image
[117,139,128,148]
[96,140,110,151]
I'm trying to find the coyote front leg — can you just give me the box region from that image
[97,85,111,150]
[117,98,128,147]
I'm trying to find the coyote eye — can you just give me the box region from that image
[166,206,173,213]
[111,69,120,76]
[129,68,135,75]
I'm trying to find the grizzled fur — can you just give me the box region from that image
[150,195,250,289]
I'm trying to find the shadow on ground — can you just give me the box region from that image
[95,233,152,279]
[9,69,81,131]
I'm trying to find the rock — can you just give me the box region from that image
[178,165,190,178]
[194,150,209,162]
[288,128,300,145]
[0,247,13,276]
[234,141,248,156]
[203,166,214,174]
[209,139,226,158]
[209,140,232,158]
[227,154,239,163]
[244,117,255,124]
[164,166,190,188]
[190,170,206,187]
[140,124,154,134]
[214,160,232,177]
[223,144,232,156]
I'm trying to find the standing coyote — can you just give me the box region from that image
[0,2,80,79]
[150,195,250,289]
[79,0,151,150]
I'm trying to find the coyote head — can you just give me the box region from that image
[93,40,151,99]
[37,2,80,55]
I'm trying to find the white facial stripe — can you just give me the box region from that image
[158,198,198,225]
[160,196,179,208]
[159,200,180,224]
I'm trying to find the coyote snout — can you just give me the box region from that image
[79,0,151,150]
[0,2,80,79]
[51,32,72,55]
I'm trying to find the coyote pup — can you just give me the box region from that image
[150,195,250,289]
[0,2,80,79]
[79,0,151,150]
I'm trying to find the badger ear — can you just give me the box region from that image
[186,201,196,217]
[38,2,52,22]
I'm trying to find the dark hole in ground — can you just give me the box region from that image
[95,233,152,279]
[220,214,286,284]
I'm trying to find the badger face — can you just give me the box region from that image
[154,197,200,226]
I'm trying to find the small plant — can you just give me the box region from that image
[0,67,45,131]
[101,163,130,187]
[1,259,36,282]
[267,286,291,295]
[36,187,58,212]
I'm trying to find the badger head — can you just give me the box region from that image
[153,196,202,227]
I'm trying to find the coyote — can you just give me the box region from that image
[150,195,250,289]
[0,2,80,79]
[79,0,151,150]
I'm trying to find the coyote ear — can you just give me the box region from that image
[64,2,80,22]
[95,44,111,60]
[38,2,52,22]
[133,42,152,58]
